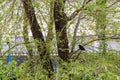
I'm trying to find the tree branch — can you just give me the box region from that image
[2,42,32,55]
[69,34,120,58]
[68,0,92,21]
[70,12,86,53]
[83,35,120,46]
[21,0,46,58]
[107,0,120,8]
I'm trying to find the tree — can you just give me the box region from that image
[21,0,92,61]
[54,0,92,61]
[21,0,54,78]
[20,1,92,78]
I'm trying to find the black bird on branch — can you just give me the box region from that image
[78,45,85,51]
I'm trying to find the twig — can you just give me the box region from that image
[68,0,92,21]
[107,0,120,8]
[2,42,32,55]
[83,35,120,46]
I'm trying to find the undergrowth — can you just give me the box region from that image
[0,52,120,80]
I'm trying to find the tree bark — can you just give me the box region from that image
[46,0,54,54]
[54,0,69,61]
[21,0,46,57]
[21,0,54,78]
[23,15,33,57]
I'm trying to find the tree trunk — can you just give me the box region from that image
[54,0,69,61]
[46,0,54,54]
[23,14,33,57]
[21,0,46,57]
[21,0,54,78]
